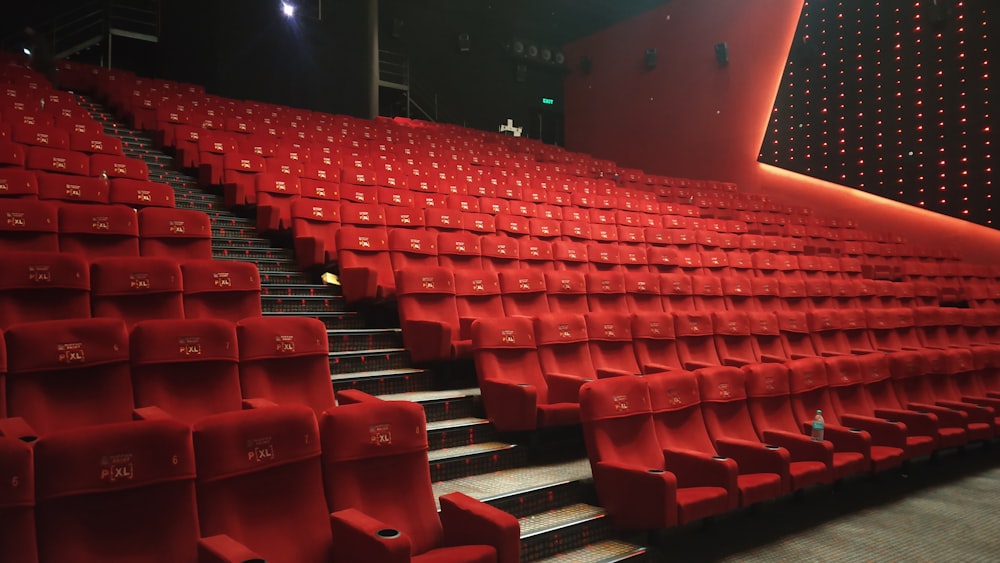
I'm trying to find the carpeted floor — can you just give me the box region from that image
[655,444,1000,562]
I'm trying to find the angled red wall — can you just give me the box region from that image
[563,0,1000,263]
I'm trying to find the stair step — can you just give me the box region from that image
[326,328,402,352]
[258,271,315,285]
[330,367,431,394]
[377,388,482,422]
[214,238,280,249]
[206,214,256,226]
[212,227,269,240]
[263,310,366,330]
[328,348,412,375]
[433,458,592,514]
[261,284,339,297]
[262,295,345,313]
[215,257,298,273]
[535,540,652,563]
[214,248,294,261]
[428,441,524,482]
[425,417,496,451]
[520,504,614,562]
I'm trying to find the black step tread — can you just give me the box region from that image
[329,367,426,383]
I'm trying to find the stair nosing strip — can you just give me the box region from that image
[519,505,608,539]
[427,442,516,463]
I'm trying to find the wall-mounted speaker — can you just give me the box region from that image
[391,18,404,39]
[714,42,729,66]
[515,64,527,82]
[580,56,592,74]
[458,33,471,53]
[644,48,657,70]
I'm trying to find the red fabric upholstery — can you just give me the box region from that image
[624,271,662,313]
[236,316,334,415]
[254,174,302,233]
[130,318,242,424]
[0,167,38,198]
[471,316,579,431]
[321,401,519,562]
[5,317,133,437]
[389,228,439,271]
[631,312,682,373]
[395,267,469,363]
[292,199,340,269]
[336,226,395,303]
[91,154,149,181]
[499,269,549,317]
[108,178,175,209]
[138,207,212,260]
[453,270,504,340]
[544,270,589,313]
[659,273,695,311]
[480,236,520,272]
[711,311,757,368]
[180,260,262,322]
[534,313,597,394]
[0,437,35,563]
[437,232,483,270]
[518,238,554,271]
[579,375,731,529]
[0,199,58,252]
[90,257,183,329]
[193,405,333,563]
[674,311,721,370]
[585,271,627,312]
[777,311,818,360]
[58,203,139,258]
[585,311,641,379]
[32,418,235,562]
[697,366,829,492]
[26,147,90,177]
[0,250,90,330]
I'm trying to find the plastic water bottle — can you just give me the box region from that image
[811,409,825,441]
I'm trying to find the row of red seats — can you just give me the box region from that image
[0,400,519,562]
[469,307,1000,432]
[0,315,329,438]
[577,355,997,530]
[0,202,210,257]
[0,141,150,182]
[0,251,259,330]
[0,169,174,206]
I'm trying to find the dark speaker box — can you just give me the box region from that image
[714,42,729,66]
[645,48,657,70]
[458,33,471,53]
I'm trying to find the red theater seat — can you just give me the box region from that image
[193,405,334,563]
[0,168,39,198]
[321,400,520,563]
[389,228,439,271]
[534,313,598,393]
[0,198,58,252]
[3,318,133,438]
[130,318,243,424]
[255,173,302,233]
[544,270,589,313]
[453,270,504,340]
[179,259,261,322]
[236,316,335,415]
[499,269,549,317]
[336,226,394,303]
[291,198,339,270]
[91,154,150,181]
[697,366,830,492]
[395,267,470,363]
[138,207,212,260]
[579,375,733,529]
[0,437,35,563]
[58,203,139,258]
[585,311,641,378]
[109,178,175,209]
[0,251,90,330]
[37,172,108,204]
[646,371,784,508]
[33,418,263,562]
[437,231,483,271]
[472,316,580,431]
[90,256,183,328]
[586,271,627,312]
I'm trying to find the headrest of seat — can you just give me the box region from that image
[180,259,259,294]
[519,239,552,261]
[553,241,588,262]
[291,198,340,222]
[721,275,752,297]
[544,270,586,295]
[711,311,750,336]
[236,316,328,361]
[659,273,693,295]
[131,318,237,365]
[320,400,427,462]
[646,370,701,412]
[751,277,778,296]
[786,358,829,393]
[585,312,632,342]
[138,207,211,238]
[193,405,320,482]
[471,316,536,350]
[437,231,481,255]
[481,237,520,260]
[887,351,925,379]
[0,250,89,290]
[336,226,388,251]
[0,437,32,506]
[6,317,128,373]
[0,199,57,233]
[912,306,940,327]
[339,203,385,226]
[960,308,983,326]
[395,266,455,296]
[690,275,722,296]
[824,356,864,387]
[889,307,915,328]
[90,256,182,296]
[859,355,892,384]
[807,309,841,332]
[533,313,587,345]
[743,363,791,398]
[696,366,747,403]
[33,418,194,500]
[778,278,805,298]
[579,375,651,422]
[498,269,545,294]
[388,229,437,256]
[745,311,779,336]
[585,272,625,295]
[631,312,676,340]
[623,272,658,295]
[839,308,866,329]
[57,203,137,236]
[776,311,809,333]
[453,269,500,297]
[673,312,712,337]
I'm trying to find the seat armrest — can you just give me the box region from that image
[400,319,453,363]
[682,360,716,370]
[759,354,788,363]
[761,429,834,465]
[640,362,676,374]
[0,417,37,442]
[596,367,635,379]
[440,492,521,563]
[335,389,382,405]
[544,373,590,404]
[714,436,791,491]
[797,420,872,453]
[240,398,280,409]
[934,400,995,424]
[873,408,939,437]
[838,414,906,450]
[907,402,968,427]
[592,460,680,529]
[722,357,753,368]
[198,534,266,563]
[132,406,178,421]
[663,448,739,510]
[330,508,411,563]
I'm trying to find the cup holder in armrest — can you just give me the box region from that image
[712,456,728,461]
[517,383,530,386]
[376,528,401,539]
[647,469,665,474]
[764,445,781,450]
[849,428,863,433]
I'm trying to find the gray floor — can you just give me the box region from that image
[655,444,1000,562]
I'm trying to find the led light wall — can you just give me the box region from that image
[761,0,995,226]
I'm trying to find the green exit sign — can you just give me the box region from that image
[541,97,555,105]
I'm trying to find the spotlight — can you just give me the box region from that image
[281,2,295,17]
[22,47,31,56]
